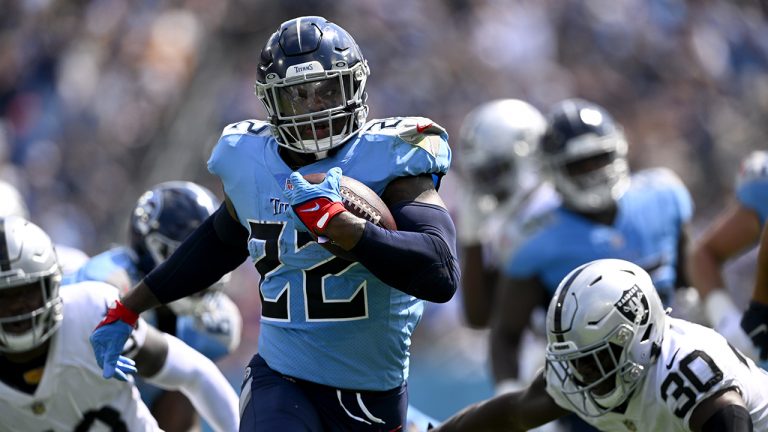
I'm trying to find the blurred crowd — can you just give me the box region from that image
[3,0,768,421]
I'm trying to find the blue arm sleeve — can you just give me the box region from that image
[350,201,460,303]
[144,204,250,303]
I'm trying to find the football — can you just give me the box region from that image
[303,173,397,260]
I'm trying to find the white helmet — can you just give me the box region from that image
[457,99,546,208]
[0,181,30,219]
[0,217,62,353]
[545,259,666,417]
[540,99,630,212]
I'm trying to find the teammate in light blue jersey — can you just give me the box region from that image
[68,181,242,432]
[493,99,693,432]
[691,150,768,363]
[89,16,459,431]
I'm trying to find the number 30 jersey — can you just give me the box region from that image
[547,318,768,431]
[0,283,159,432]
[208,117,451,391]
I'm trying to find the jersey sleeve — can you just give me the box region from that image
[362,117,451,180]
[736,151,768,227]
[648,168,694,225]
[207,120,271,189]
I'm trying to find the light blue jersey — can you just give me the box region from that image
[736,150,768,228]
[505,168,692,303]
[208,117,451,391]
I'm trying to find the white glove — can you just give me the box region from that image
[457,183,498,246]
[716,311,760,361]
[706,290,760,360]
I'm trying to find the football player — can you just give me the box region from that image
[432,259,768,432]
[0,179,90,274]
[90,16,459,431]
[690,150,768,360]
[65,181,242,432]
[492,98,692,388]
[456,98,558,330]
[0,216,239,432]
[455,99,561,410]
[493,99,693,431]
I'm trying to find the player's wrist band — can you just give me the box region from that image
[97,300,140,328]
[293,198,347,235]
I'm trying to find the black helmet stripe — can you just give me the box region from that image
[0,218,10,271]
[553,265,588,342]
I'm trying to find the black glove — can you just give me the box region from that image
[741,300,768,360]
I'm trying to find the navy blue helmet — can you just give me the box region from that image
[255,16,370,155]
[540,99,629,212]
[129,181,220,274]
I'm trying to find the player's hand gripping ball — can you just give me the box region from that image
[302,172,397,260]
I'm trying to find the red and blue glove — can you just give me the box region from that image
[283,167,347,237]
[90,300,140,381]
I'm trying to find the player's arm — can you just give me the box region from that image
[119,197,249,315]
[490,275,546,390]
[290,170,459,303]
[675,222,692,288]
[689,388,752,432]
[128,322,239,432]
[349,174,459,302]
[91,197,249,381]
[742,224,768,360]
[460,243,498,328]
[431,371,569,431]
[752,224,768,305]
[689,201,761,318]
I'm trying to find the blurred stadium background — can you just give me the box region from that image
[2,0,767,422]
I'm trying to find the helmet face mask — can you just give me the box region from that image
[256,17,370,156]
[0,217,62,354]
[545,259,666,417]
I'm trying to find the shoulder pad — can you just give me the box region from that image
[737,150,768,187]
[633,167,685,189]
[363,117,447,142]
[220,119,272,138]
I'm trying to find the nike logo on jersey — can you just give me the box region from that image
[300,203,321,213]
[666,348,680,369]
[316,213,330,229]
[416,123,433,134]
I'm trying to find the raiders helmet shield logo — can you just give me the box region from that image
[614,284,649,325]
